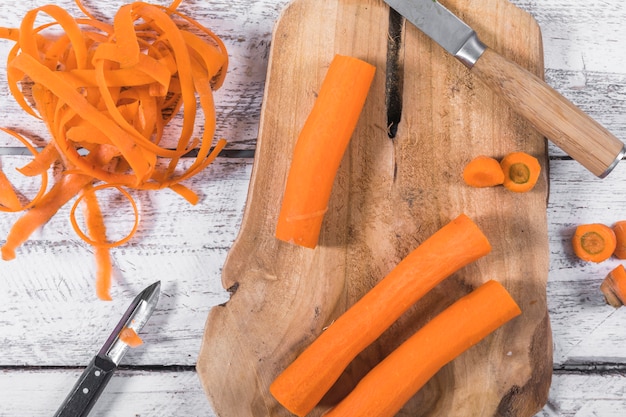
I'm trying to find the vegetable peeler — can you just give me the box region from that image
[53,281,161,417]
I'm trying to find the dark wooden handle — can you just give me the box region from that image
[472,47,625,178]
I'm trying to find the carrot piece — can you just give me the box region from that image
[0,169,22,211]
[119,326,143,348]
[1,172,92,261]
[600,264,626,308]
[500,151,541,192]
[275,54,376,248]
[572,223,616,263]
[612,221,626,259]
[270,213,492,416]
[323,280,521,417]
[463,155,504,187]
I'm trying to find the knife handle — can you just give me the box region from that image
[471,47,625,178]
[53,355,116,417]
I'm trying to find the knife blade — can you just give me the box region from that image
[383,0,626,178]
[53,281,161,417]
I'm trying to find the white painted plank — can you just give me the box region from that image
[0,369,217,417]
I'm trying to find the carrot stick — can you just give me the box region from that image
[323,280,521,417]
[572,223,616,263]
[600,264,626,308]
[612,221,626,259]
[500,151,541,193]
[275,54,376,248]
[463,155,504,187]
[270,213,492,416]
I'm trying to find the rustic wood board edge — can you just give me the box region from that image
[197,0,552,416]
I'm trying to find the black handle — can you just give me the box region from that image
[53,355,116,417]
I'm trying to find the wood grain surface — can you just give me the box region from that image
[197,0,551,415]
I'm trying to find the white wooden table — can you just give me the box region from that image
[0,0,625,416]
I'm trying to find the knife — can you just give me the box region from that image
[53,281,161,417]
[383,0,626,178]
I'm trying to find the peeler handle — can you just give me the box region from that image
[471,47,626,178]
[53,355,116,417]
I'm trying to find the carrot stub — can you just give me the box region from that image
[612,221,626,259]
[269,213,492,416]
[600,264,626,308]
[500,151,541,192]
[119,326,144,348]
[462,155,504,187]
[323,280,521,417]
[275,54,376,248]
[572,223,616,263]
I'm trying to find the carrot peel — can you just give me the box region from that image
[0,0,228,298]
[119,326,144,348]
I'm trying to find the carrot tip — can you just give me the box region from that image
[1,246,16,261]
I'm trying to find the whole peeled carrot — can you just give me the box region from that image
[324,280,521,417]
[270,213,492,416]
[275,54,376,248]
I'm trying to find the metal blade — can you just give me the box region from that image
[99,281,161,365]
[383,0,486,67]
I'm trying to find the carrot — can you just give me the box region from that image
[500,151,541,193]
[270,213,492,416]
[612,221,626,259]
[0,0,228,298]
[275,54,376,248]
[323,280,521,417]
[463,155,504,187]
[600,264,626,308]
[572,223,616,263]
[119,326,143,348]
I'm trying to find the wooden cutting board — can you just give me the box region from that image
[197,0,552,416]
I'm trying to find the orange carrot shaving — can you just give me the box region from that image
[323,280,521,417]
[572,223,616,263]
[0,0,228,299]
[612,221,626,259]
[270,213,492,416]
[119,326,144,348]
[600,264,626,308]
[275,54,376,248]
[0,128,49,213]
[500,151,541,193]
[463,155,505,187]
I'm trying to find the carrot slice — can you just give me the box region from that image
[612,220,626,259]
[0,0,228,298]
[572,223,616,263]
[119,326,144,348]
[463,155,505,187]
[270,213,492,416]
[323,280,521,417]
[500,151,541,193]
[600,264,626,308]
[275,54,376,248]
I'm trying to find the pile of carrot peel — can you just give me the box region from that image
[0,0,228,300]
